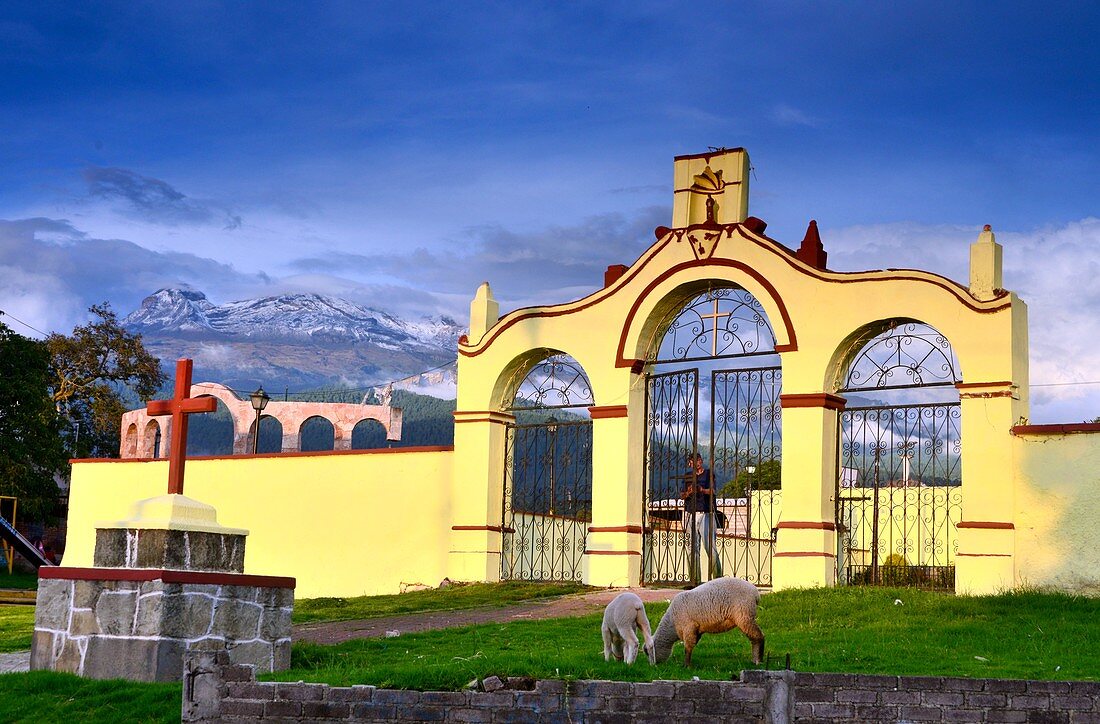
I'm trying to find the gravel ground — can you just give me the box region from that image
[294,587,683,645]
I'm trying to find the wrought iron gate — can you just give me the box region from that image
[501,420,593,581]
[642,365,782,587]
[835,322,963,590]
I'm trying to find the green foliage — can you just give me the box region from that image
[47,304,165,458]
[720,459,781,498]
[294,581,588,624]
[0,572,39,591]
[389,389,456,447]
[0,322,67,519]
[0,671,179,723]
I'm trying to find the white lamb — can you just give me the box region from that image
[601,591,656,665]
[652,576,764,666]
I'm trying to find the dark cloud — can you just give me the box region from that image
[291,206,667,300]
[83,166,242,229]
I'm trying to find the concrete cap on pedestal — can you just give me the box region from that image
[100,494,249,536]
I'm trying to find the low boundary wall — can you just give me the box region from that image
[182,651,1100,722]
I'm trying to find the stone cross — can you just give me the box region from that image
[699,298,730,356]
[146,358,216,495]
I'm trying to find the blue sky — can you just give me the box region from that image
[0,2,1097,421]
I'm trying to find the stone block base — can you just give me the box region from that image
[32,568,294,682]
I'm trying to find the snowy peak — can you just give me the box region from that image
[125,288,217,334]
[123,288,464,350]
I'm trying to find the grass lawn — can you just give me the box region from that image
[0,572,39,591]
[1,584,1099,721]
[270,587,1100,689]
[0,672,179,723]
[0,605,35,653]
[292,581,589,624]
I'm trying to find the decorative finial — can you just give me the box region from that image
[796,219,827,270]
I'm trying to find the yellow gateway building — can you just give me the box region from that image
[62,149,1100,598]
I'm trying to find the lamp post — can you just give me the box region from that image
[249,386,270,454]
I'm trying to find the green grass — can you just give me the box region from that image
[292,581,589,624]
[2,584,1099,723]
[269,587,1100,689]
[0,572,39,590]
[0,605,35,653]
[0,672,178,723]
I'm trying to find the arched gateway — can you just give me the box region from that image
[643,287,782,586]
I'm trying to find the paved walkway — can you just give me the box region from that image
[0,651,30,675]
[294,587,682,645]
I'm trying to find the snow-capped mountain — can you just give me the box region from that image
[124,288,463,395]
[125,288,462,350]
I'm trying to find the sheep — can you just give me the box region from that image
[652,576,764,666]
[601,591,656,665]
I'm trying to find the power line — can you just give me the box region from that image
[1032,380,1100,388]
[0,309,49,337]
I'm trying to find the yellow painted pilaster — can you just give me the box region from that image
[771,394,843,590]
[448,411,513,582]
[583,399,642,587]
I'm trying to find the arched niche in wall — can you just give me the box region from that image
[351,419,388,450]
[187,396,235,456]
[300,415,335,452]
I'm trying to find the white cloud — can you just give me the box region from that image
[826,217,1100,423]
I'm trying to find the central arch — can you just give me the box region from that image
[641,283,783,587]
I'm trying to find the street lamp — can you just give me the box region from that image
[249,386,270,454]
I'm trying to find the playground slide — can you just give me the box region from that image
[0,514,53,569]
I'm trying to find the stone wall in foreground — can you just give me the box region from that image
[182,650,1100,723]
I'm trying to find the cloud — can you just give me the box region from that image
[772,104,820,128]
[0,217,264,333]
[825,217,1100,422]
[290,207,667,304]
[83,166,242,229]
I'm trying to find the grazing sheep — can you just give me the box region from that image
[652,576,764,666]
[601,591,656,665]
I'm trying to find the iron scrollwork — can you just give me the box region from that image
[842,322,960,392]
[511,355,595,410]
[654,288,778,363]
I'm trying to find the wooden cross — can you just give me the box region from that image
[699,298,730,356]
[146,359,216,496]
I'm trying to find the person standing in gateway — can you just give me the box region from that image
[682,452,723,582]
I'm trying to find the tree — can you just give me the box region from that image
[720,459,782,498]
[46,303,165,458]
[0,321,68,519]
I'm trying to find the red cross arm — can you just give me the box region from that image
[146,400,172,416]
[182,397,218,413]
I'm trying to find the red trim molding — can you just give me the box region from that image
[70,445,453,465]
[1013,422,1100,436]
[588,525,644,534]
[583,550,641,556]
[451,525,515,534]
[774,551,837,559]
[588,405,629,419]
[956,521,1015,530]
[955,380,1014,389]
[779,393,847,411]
[776,521,837,531]
[39,567,295,589]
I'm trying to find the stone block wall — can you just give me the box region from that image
[34,577,292,681]
[182,651,1100,723]
[94,528,246,572]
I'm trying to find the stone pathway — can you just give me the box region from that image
[0,651,30,675]
[294,587,682,645]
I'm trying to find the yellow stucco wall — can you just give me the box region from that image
[65,448,454,599]
[1013,431,1100,593]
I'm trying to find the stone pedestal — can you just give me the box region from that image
[32,494,295,682]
